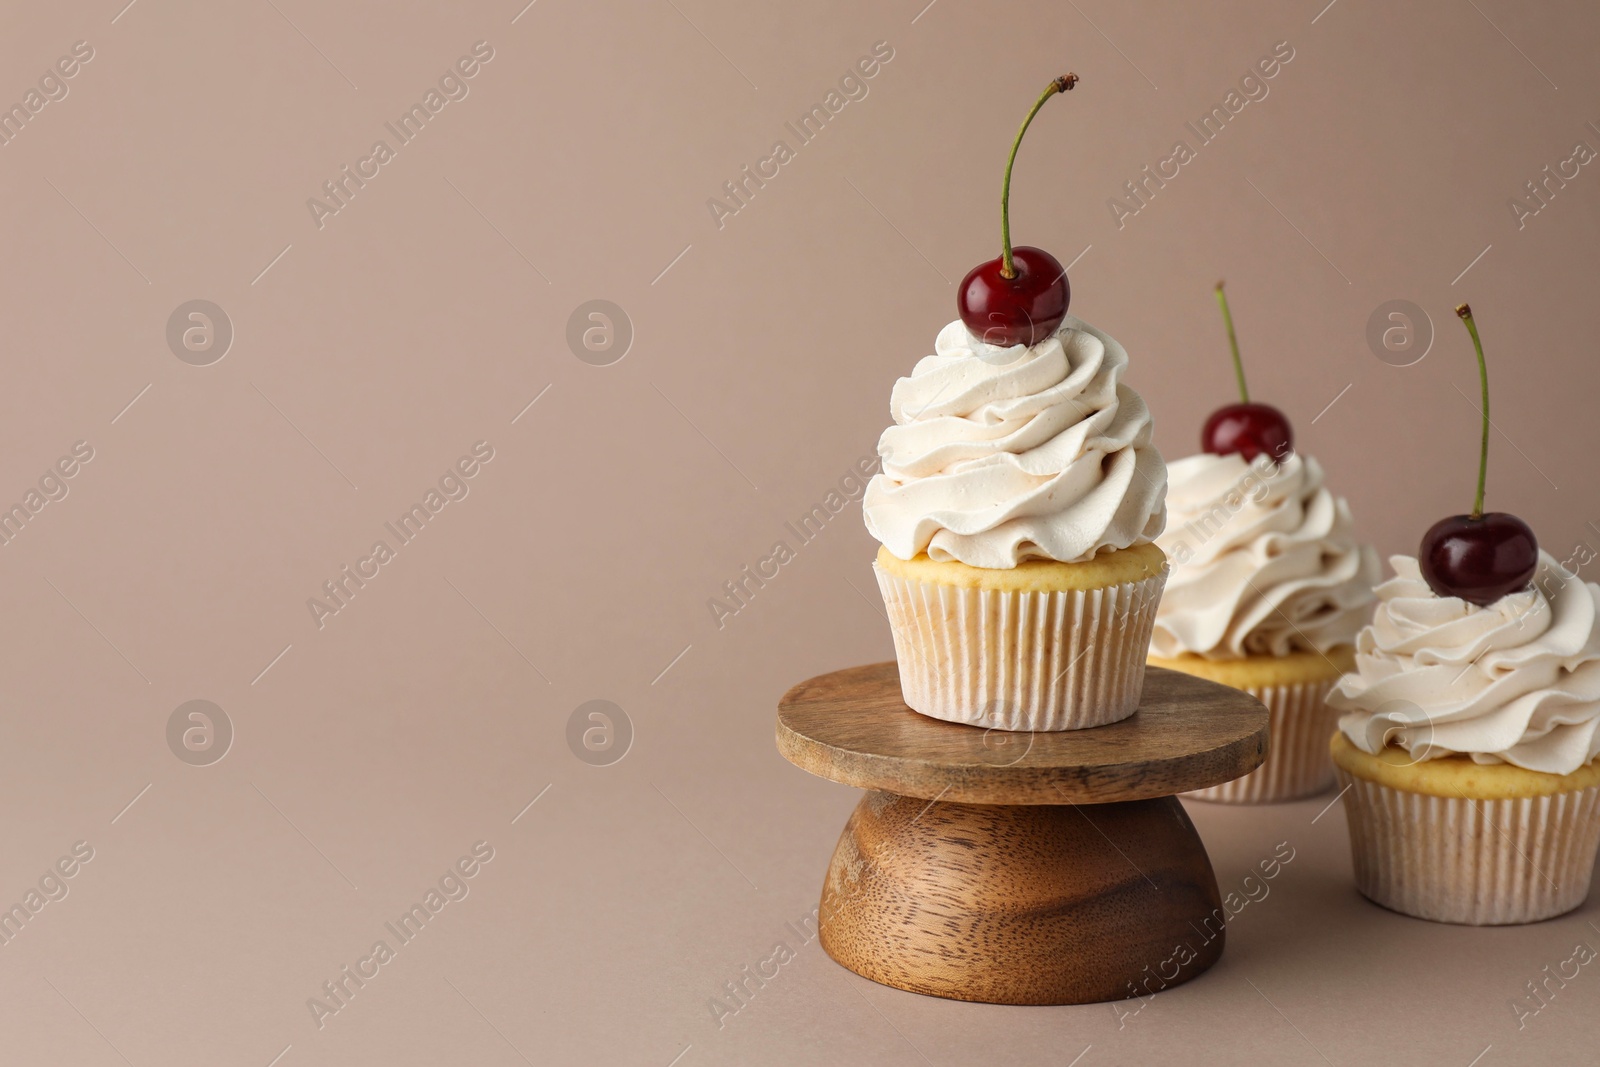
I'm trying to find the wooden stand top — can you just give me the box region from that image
[777,662,1268,805]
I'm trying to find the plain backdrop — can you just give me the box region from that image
[1,1,1597,1064]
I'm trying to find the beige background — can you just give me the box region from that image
[2,0,1598,1063]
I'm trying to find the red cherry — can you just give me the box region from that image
[1201,403,1293,464]
[958,74,1077,347]
[1417,304,1538,607]
[957,246,1069,347]
[1419,513,1538,606]
[1202,283,1291,463]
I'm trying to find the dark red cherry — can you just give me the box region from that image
[957,246,1070,347]
[1419,513,1538,606]
[959,74,1077,347]
[1201,402,1293,464]
[1204,283,1291,463]
[1422,304,1537,607]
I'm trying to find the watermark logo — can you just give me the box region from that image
[566,699,632,767]
[1163,451,1291,565]
[307,42,496,230]
[306,441,496,630]
[306,841,495,1029]
[1511,938,1598,1030]
[1108,40,1295,229]
[166,700,233,766]
[706,41,895,231]
[1509,136,1597,230]
[0,440,94,548]
[973,325,1044,364]
[1113,839,1296,1028]
[166,300,233,366]
[707,905,820,1030]
[1370,700,1434,767]
[566,300,632,366]
[1366,300,1432,367]
[0,40,94,151]
[978,708,1035,766]
[708,453,880,630]
[0,841,94,950]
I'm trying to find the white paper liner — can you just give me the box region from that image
[1334,768,1600,925]
[1187,677,1340,804]
[872,561,1166,731]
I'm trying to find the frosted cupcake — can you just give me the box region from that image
[1149,452,1379,801]
[862,75,1166,731]
[1147,283,1378,802]
[863,315,1167,731]
[1329,553,1600,923]
[1328,303,1600,925]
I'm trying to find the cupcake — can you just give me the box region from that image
[1328,302,1600,925]
[1329,553,1600,924]
[863,315,1167,732]
[862,74,1166,732]
[1146,282,1379,802]
[1149,451,1379,801]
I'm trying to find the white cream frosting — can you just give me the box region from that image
[1151,452,1378,659]
[862,315,1166,568]
[1331,553,1600,775]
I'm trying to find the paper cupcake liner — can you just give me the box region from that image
[1186,677,1340,804]
[872,561,1166,731]
[1334,767,1600,925]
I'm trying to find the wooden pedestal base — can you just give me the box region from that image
[818,791,1226,1005]
[778,663,1267,1007]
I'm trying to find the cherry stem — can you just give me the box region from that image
[1456,303,1490,520]
[1000,73,1076,279]
[1215,281,1248,403]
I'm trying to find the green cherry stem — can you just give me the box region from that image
[1000,73,1076,280]
[1456,302,1490,520]
[1215,280,1248,403]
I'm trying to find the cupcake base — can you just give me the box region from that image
[874,544,1167,732]
[1153,651,1351,804]
[1331,733,1600,925]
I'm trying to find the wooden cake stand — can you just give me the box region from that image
[777,662,1268,1006]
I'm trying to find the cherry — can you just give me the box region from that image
[958,247,1069,347]
[1202,403,1293,464]
[1420,513,1538,607]
[1418,303,1539,606]
[1200,281,1294,463]
[957,74,1077,347]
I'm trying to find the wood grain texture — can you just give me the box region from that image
[819,791,1226,1005]
[778,662,1268,804]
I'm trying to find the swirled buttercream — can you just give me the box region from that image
[862,315,1165,568]
[1331,553,1600,775]
[1150,452,1378,658]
